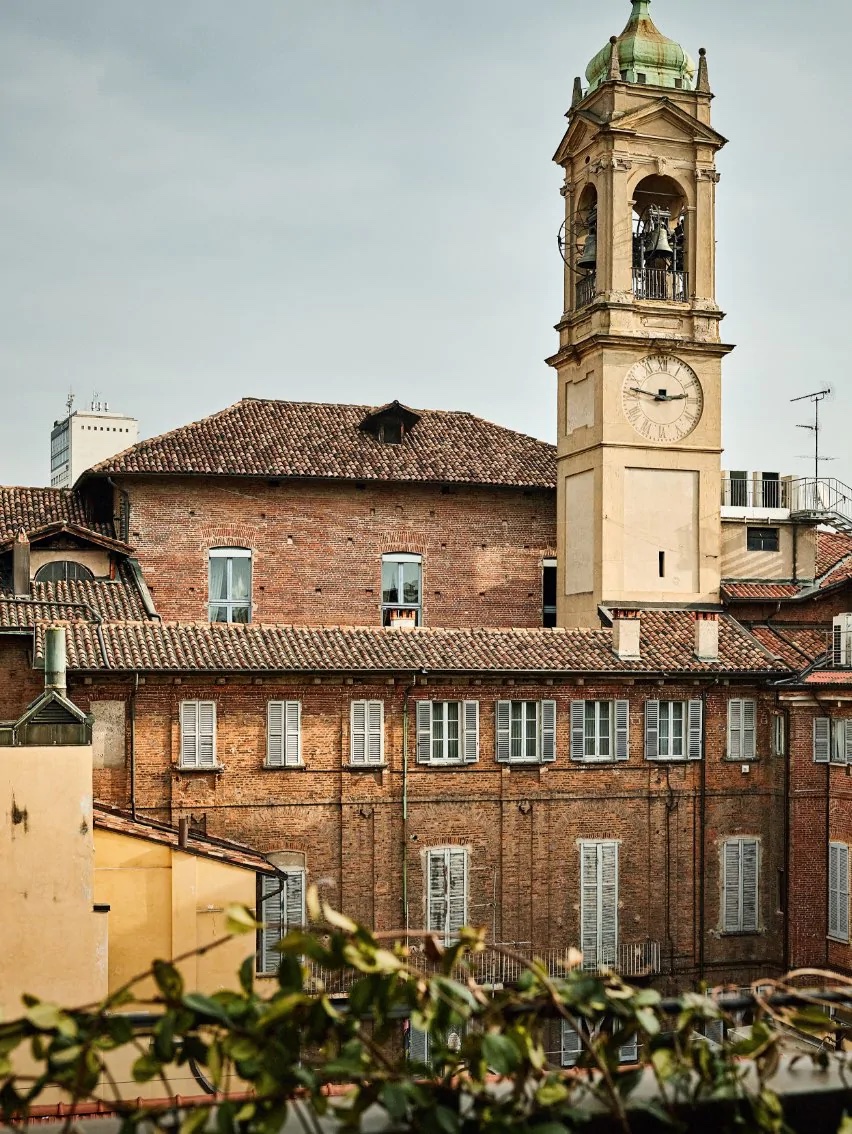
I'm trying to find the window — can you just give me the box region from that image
[495,700,556,764]
[813,718,852,765]
[350,700,384,765]
[208,548,251,623]
[722,837,759,933]
[179,701,217,768]
[381,553,422,626]
[426,847,468,944]
[416,701,479,764]
[829,843,850,942]
[266,701,301,767]
[580,841,618,969]
[729,471,748,507]
[772,714,786,757]
[645,700,702,761]
[542,558,557,628]
[258,870,305,975]
[746,527,779,552]
[570,700,629,762]
[727,699,756,760]
[34,560,94,584]
[560,1021,637,1068]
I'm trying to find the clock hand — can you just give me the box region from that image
[656,393,688,402]
[628,386,657,398]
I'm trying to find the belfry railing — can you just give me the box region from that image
[632,267,689,302]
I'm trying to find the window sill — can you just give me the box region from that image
[417,761,472,769]
[645,757,696,763]
[723,757,758,763]
[174,764,224,774]
[262,762,305,771]
[571,758,623,765]
[827,935,850,945]
[719,929,761,937]
[346,763,388,771]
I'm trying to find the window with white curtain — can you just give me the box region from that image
[208,547,252,623]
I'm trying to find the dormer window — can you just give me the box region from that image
[379,419,403,444]
[34,561,95,584]
[358,400,421,445]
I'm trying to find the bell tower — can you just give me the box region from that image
[548,0,733,628]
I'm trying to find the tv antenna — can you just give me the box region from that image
[791,387,832,482]
[65,389,74,416]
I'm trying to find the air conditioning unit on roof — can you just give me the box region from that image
[832,614,852,666]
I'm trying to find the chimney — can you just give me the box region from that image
[12,529,30,597]
[178,817,190,849]
[44,626,67,696]
[694,612,719,662]
[612,609,641,660]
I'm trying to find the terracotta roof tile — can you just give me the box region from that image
[816,531,852,576]
[0,561,149,629]
[87,399,557,489]
[721,583,801,600]
[802,670,852,685]
[747,624,828,667]
[0,487,112,543]
[34,611,788,676]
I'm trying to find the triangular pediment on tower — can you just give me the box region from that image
[609,100,727,148]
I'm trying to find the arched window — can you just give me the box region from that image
[631,175,688,302]
[208,548,252,623]
[34,561,94,584]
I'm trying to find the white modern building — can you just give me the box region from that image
[50,400,139,488]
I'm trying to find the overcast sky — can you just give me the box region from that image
[1,1,850,488]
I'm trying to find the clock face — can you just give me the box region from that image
[621,354,703,443]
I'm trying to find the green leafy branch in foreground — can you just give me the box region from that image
[0,889,850,1134]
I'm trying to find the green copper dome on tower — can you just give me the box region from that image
[585,1,696,92]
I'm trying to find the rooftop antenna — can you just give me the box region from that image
[65,389,74,417]
[91,390,100,412]
[791,387,832,482]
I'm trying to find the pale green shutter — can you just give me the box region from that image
[723,840,741,932]
[427,850,446,936]
[416,701,432,764]
[644,701,660,760]
[259,875,284,975]
[495,701,511,763]
[728,700,742,759]
[267,702,284,766]
[180,701,198,766]
[367,701,384,763]
[600,842,618,966]
[570,701,585,761]
[829,843,849,941]
[580,843,600,968]
[687,700,702,760]
[462,701,479,763]
[446,850,468,939]
[197,702,216,767]
[408,1025,429,1066]
[614,701,629,761]
[285,870,305,929]
[814,717,830,763]
[561,1022,581,1067]
[741,839,759,932]
[284,701,301,766]
[618,1036,639,1063]
[742,700,756,760]
[540,700,557,762]
[845,722,852,766]
[351,701,366,764]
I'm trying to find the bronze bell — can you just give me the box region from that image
[577,229,597,271]
[649,222,673,260]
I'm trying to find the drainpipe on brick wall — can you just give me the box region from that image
[130,673,138,820]
[777,689,791,972]
[697,683,713,983]
[401,673,418,933]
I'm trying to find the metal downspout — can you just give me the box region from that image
[130,672,138,820]
[698,684,710,983]
[402,674,417,933]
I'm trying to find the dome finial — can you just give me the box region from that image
[696,47,710,93]
[572,76,584,106]
[608,35,620,81]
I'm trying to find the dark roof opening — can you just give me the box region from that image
[358,400,421,444]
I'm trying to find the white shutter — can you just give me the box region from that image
[266,702,284,766]
[462,701,479,763]
[580,843,599,966]
[728,700,742,760]
[180,701,198,767]
[408,1025,429,1066]
[561,1021,582,1067]
[495,701,511,763]
[687,700,702,761]
[196,702,216,767]
[446,849,468,939]
[845,722,852,767]
[600,842,618,966]
[351,701,367,764]
[416,701,432,764]
[367,701,384,763]
[618,1036,639,1064]
[427,850,448,938]
[540,700,557,762]
[814,717,830,763]
[742,699,756,760]
[285,870,305,929]
[570,701,585,761]
[829,844,840,939]
[644,701,660,760]
[723,840,742,932]
[259,874,284,975]
[829,843,849,941]
[741,839,759,932]
[615,701,629,761]
[284,701,301,766]
[580,841,617,968]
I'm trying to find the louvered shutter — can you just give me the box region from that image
[180,702,198,767]
[285,870,305,929]
[829,844,840,938]
[561,1022,582,1067]
[540,700,557,762]
[600,842,618,966]
[845,722,852,767]
[196,703,216,767]
[580,843,600,967]
[615,701,629,761]
[687,700,702,761]
[618,1036,639,1064]
[741,839,759,932]
[728,700,742,760]
[259,874,284,975]
[446,849,468,940]
[644,701,660,760]
[427,850,446,936]
[367,701,383,763]
[570,701,585,761]
[408,1025,429,1066]
[462,701,479,763]
[742,700,756,759]
[267,702,284,766]
[704,1019,724,1046]
[723,840,742,932]
[416,701,432,764]
[284,701,301,766]
[351,701,366,764]
[495,701,511,763]
[814,717,830,763]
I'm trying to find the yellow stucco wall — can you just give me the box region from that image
[0,746,108,1015]
[93,829,259,1000]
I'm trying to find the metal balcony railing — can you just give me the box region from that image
[789,479,852,534]
[632,267,689,302]
[721,477,788,509]
[575,273,597,309]
[302,939,661,994]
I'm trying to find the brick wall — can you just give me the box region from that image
[117,476,556,628]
